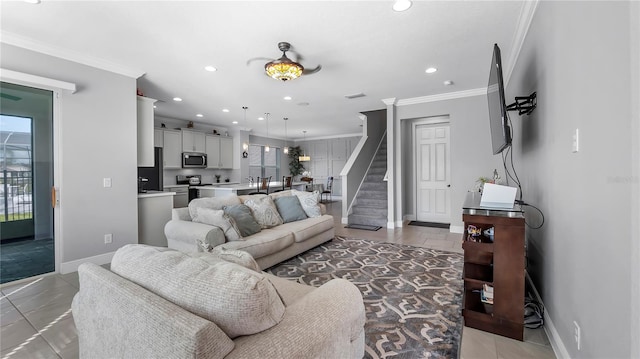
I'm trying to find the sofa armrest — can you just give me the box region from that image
[227,279,366,359]
[164,220,225,252]
[172,207,191,221]
[72,263,234,358]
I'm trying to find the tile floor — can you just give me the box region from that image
[0,200,557,358]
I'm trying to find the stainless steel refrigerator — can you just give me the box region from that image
[137,147,163,192]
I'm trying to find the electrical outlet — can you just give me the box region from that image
[103,178,112,188]
[573,321,581,350]
[572,128,579,153]
[104,233,113,244]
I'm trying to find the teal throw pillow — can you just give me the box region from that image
[223,204,262,237]
[273,196,308,223]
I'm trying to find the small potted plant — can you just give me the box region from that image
[224,177,230,183]
[215,174,221,183]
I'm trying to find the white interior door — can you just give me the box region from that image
[415,124,451,223]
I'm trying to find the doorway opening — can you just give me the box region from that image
[1,82,54,284]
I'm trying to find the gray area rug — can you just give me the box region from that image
[267,236,464,359]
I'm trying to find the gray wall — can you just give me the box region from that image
[396,95,502,228]
[1,44,139,269]
[507,2,638,358]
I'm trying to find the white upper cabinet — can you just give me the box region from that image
[182,129,206,152]
[136,96,157,166]
[219,136,233,169]
[206,135,234,169]
[163,129,182,168]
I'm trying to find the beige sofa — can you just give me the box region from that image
[72,245,366,358]
[164,190,335,269]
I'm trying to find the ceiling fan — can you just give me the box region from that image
[247,41,322,82]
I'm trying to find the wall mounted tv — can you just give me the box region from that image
[486,43,537,155]
[487,43,510,155]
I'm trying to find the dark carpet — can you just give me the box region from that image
[0,238,55,284]
[267,236,464,359]
[408,221,451,229]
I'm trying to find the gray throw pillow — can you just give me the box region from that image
[274,196,308,223]
[191,207,242,241]
[223,204,262,237]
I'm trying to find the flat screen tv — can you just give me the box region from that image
[487,43,511,155]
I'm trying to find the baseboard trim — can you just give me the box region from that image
[341,217,348,224]
[386,221,395,229]
[61,251,115,274]
[449,225,464,234]
[525,272,569,359]
[403,214,417,221]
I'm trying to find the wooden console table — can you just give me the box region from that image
[461,192,525,341]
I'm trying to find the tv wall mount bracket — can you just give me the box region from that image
[506,92,537,115]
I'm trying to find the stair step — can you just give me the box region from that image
[355,189,387,199]
[355,198,388,207]
[351,205,387,216]
[348,213,387,228]
[360,182,387,191]
[368,167,386,175]
[365,173,385,182]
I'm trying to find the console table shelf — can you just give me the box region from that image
[462,192,525,341]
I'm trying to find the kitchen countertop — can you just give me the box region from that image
[163,184,190,188]
[194,181,308,191]
[138,190,176,199]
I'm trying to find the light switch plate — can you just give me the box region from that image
[103,178,112,188]
[572,128,579,153]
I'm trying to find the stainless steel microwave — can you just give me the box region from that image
[182,152,207,168]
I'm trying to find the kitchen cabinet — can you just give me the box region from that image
[154,128,163,147]
[182,129,206,153]
[206,135,234,169]
[164,185,188,208]
[162,129,182,168]
[138,191,173,247]
[137,96,157,167]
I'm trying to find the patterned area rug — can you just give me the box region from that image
[267,236,464,359]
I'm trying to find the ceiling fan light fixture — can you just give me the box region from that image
[265,42,304,82]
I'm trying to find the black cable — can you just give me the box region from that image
[516,201,545,229]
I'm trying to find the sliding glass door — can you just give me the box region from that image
[0,82,54,284]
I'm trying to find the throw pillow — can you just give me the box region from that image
[243,196,284,228]
[223,204,262,237]
[188,194,241,221]
[111,245,285,338]
[192,207,242,242]
[273,196,308,223]
[291,189,322,218]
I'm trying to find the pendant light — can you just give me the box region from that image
[242,106,249,157]
[283,117,289,154]
[299,130,310,162]
[264,113,270,152]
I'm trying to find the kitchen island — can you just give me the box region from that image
[194,181,309,197]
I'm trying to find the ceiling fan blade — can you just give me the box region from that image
[302,65,322,75]
[246,57,275,66]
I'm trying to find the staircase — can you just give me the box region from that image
[348,138,387,228]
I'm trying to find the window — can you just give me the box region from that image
[248,145,280,181]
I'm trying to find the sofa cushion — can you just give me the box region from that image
[291,189,322,218]
[218,228,294,260]
[281,215,335,243]
[273,196,308,223]
[243,196,284,229]
[208,247,260,272]
[192,207,242,241]
[223,204,262,237]
[189,194,241,220]
[111,244,285,339]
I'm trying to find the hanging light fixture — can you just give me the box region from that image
[265,42,304,82]
[299,130,311,162]
[264,113,270,152]
[283,117,289,154]
[241,106,249,158]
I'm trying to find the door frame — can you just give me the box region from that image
[1,69,76,277]
[411,116,450,223]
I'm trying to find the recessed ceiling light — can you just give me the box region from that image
[173,97,182,102]
[232,121,238,124]
[23,0,41,4]
[153,105,157,109]
[204,66,217,72]
[196,114,204,118]
[444,80,454,86]
[222,109,230,113]
[283,96,292,101]
[392,0,412,12]
[258,117,264,121]
[425,67,437,74]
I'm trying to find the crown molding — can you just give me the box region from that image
[0,68,76,93]
[396,87,486,106]
[381,98,397,106]
[1,31,145,79]
[503,0,539,86]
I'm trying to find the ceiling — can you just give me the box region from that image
[0,1,525,140]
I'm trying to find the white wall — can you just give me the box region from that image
[1,44,139,271]
[507,2,638,357]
